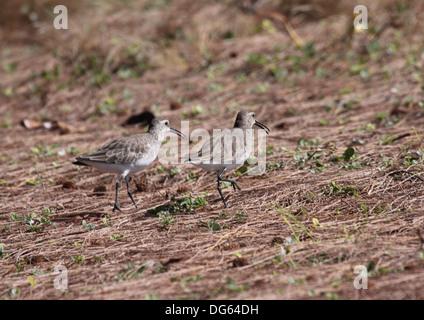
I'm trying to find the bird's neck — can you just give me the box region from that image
[233,123,250,130]
[148,129,165,143]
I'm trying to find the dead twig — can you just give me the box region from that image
[417,229,424,251]
[391,133,411,143]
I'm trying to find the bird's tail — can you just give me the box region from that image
[72,159,90,167]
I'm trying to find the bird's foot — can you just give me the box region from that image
[113,203,122,212]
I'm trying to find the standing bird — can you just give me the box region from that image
[188,110,270,208]
[74,118,183,212]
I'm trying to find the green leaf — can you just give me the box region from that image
[366,261,376,272]
[27,276,36,288]
[343,147,355,161]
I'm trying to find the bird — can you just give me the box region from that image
[187,110,270,208]
[73,118,183,212]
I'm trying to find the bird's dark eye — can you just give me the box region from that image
[252,113,255,118]
[165,121,169,126]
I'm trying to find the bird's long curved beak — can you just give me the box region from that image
[254,120,270,134]
[170,127,185,138]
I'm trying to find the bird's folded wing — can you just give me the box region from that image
[195,132,247,164]
[78,136,148,164]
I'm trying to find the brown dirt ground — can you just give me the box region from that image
[1,0,424,300]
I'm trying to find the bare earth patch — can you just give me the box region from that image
[1,0,424,300]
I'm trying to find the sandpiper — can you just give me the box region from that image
[188,110,270,208]
[74,118,183,212]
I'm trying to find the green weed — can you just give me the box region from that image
[148,194,207,215]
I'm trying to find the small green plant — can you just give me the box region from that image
[326,182,359,198]
[379,135,398,146]
[235,164,249,175]
[116,263,149,281]
[95,96,117,115]
[293,147,324,171]
[319,119,329,126]
[262,19,276,34]
[379,153,394,168]
[10,213,22,222]
[158,211,175,229]
[0,243,5,258]
[219,211,227,219]
[209,83,223,91]
[21,210,56,232]
[186,172,198,181]
[82,219,95,230]
[71,255,84,264]
[110,233,124,240]
[223,275,249,293]
[311,218,322,229]
[155,165,165,174]
[266,146,275,155]
[171,274,204,294]
[330,147,369,170]
[2,61,18,73]
[375,112,388,122]
[31,144,59,157]
[0,120,12,128]
[298,138,321,147]
[102,215,112,226]
[288,276,307,286]
[145,293,160,300]
[342,147,355,161]
[182,105,205,118]
[234,210,246,220]
[148,194,207,215]
[275,206,314,242]
[339,88,353,95]
[191,105,204,116]
[167,167,181,178]
[402,150,421,166]
[244,53,269,67]
[68,147,85,156]
[25,178,39,186]
[323,292,340,300]
[365,123,376,131]
[270,66,288,82]
[266,160,285,172]
[311,159,325,174]
[202,219,222,232]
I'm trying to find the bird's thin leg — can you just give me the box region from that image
[125,176,138,208]
[217,175,228,208]
[217,168,229,208]
[113,176,124,212]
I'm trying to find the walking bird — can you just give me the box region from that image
[187,110,270,208]
[74,118,183,212]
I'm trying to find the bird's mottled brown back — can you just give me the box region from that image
[77,134,155,164]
